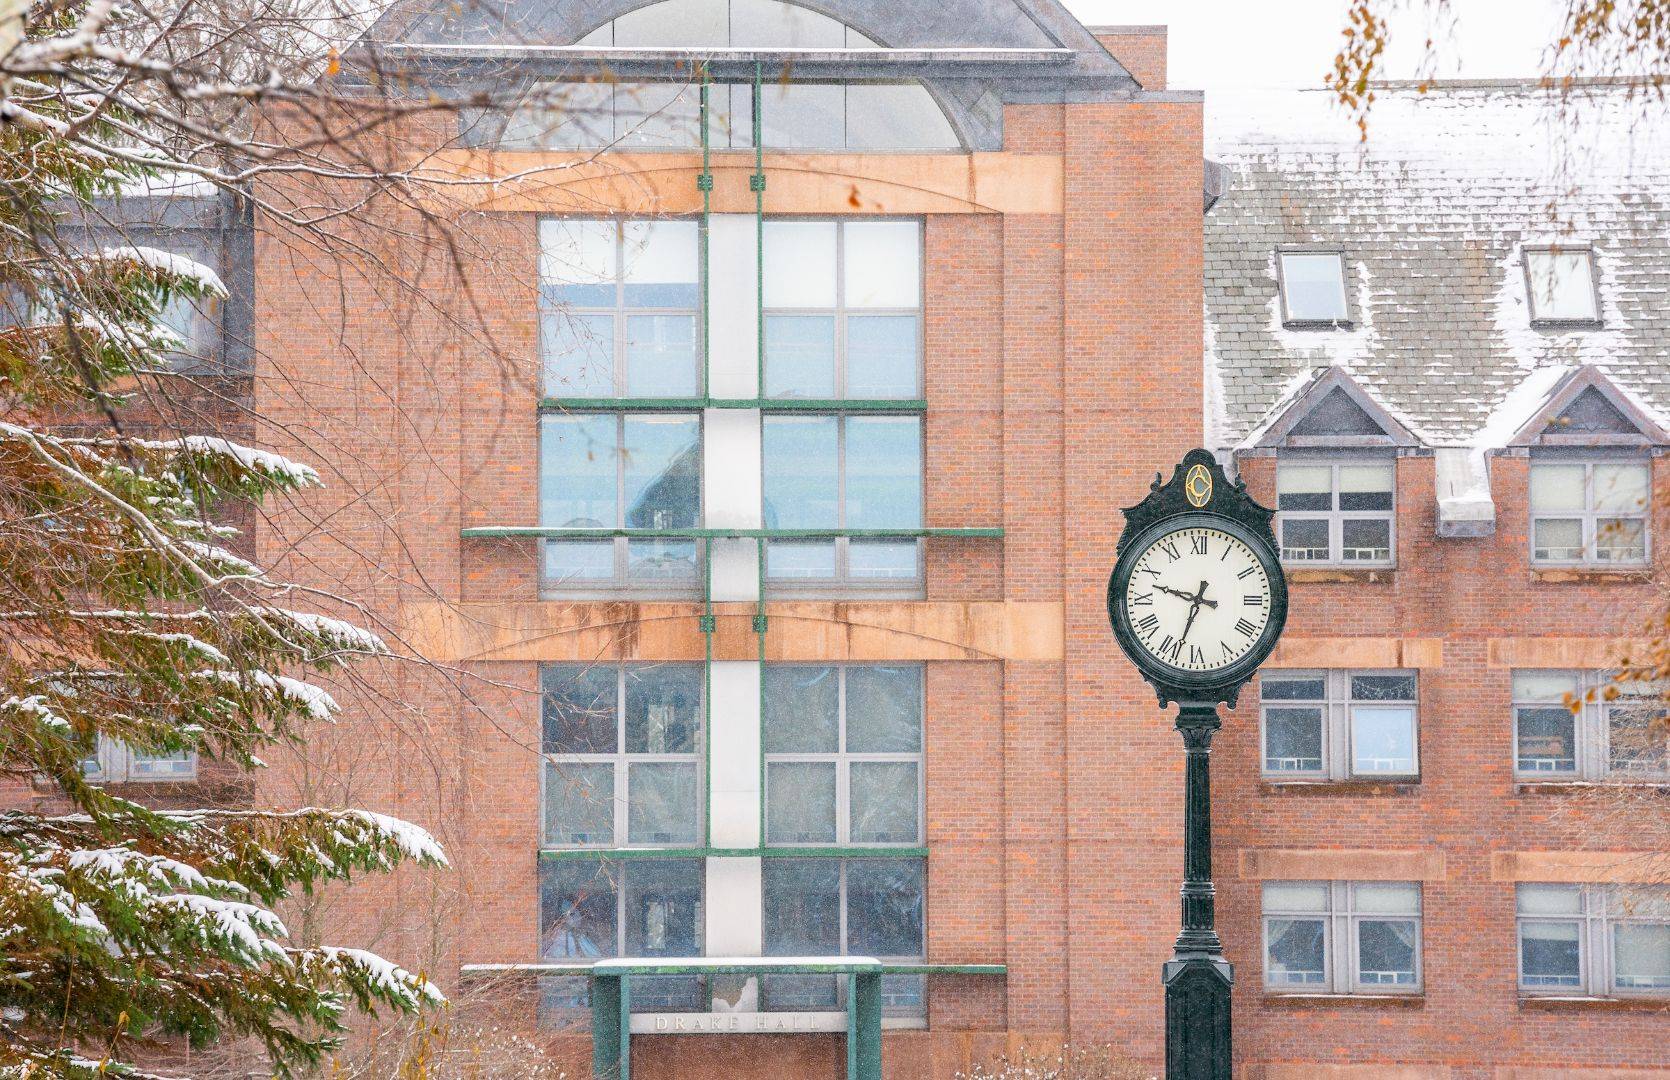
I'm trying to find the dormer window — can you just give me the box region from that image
[1529,459,1649,565]
[1524,247,1599,325]
[1278,251,1349,326]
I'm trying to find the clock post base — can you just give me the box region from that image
[1163,955,1232,1080]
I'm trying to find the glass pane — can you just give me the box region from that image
[542,664,618,754]
[1264,706,1324,772]
[627,762,699,844]
[625,665,701,754]
[849,539,919,580]
[542,312,615,397]
[763,859,841,954]
[1516,705,1577,773]
[846,315,920,398]
[623,859,703,956]
[760,972,839,1011]
[731,0,846,47]
[1338,462,1394,510]
[1265,917,1326,985]
[766,762,838,843]
[763,417,839,529]
[1357,919,1418,985]
[1350,674,1416,701]
[545,539,614,583]
[1340,519,1391,562]
[1596,517,1646,563]
[1612,923,1670,989]
[1607,702,1667,774]
[1264,882,1330,911]
[613,0,729,46]
[844,221,921,309]
[846,666,922,752]
[764,315,836,398]
[1351,706,1416,774]
[846,417,921,529]
[757,82,845,150]
[1513,670,1580,701]
[129,749,195,779]
[1593,463,1649,513]
[1530,463,1585,512]
[539,859,617,960]
[763,666,839,753]
[1279,518,1330,562]
[614,81,703,150]
[505,82,615,150]
[1520,920,1582,987]
[539,219,615,306]
[1353,882,1420,914]
[1532,517,1584,562]
[541,414,617,528]
[622,416,700,529]
[1276,464,1332,511]
[624,315,698,397]
[626,538,698,581]
[762,221,837,308]
[848,859,925,957]
[544,761,615,846]
[845,83,960,150]
[1261,675,1326,701]
[1519,883,1583,915]
[1279,253,1348,321]
[850,762,919,844]
[766,539,837,579]
[1526,250,1597,321]
[621,220,699,307]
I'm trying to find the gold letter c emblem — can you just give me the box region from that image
[1185,463,1212,508]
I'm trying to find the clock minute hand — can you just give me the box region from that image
[1179,580,1210,644]
[1154,582,1218,609]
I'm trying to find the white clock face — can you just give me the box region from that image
[1123,525,1274,673]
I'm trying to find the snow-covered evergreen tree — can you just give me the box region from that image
[0,5,448,1076]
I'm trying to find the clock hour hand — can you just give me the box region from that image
[1179,581,1210,644]
[1153,582,1218,609]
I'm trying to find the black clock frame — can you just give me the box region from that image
[1107,449,1288,708]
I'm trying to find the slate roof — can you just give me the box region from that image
[1204,81,1670,451]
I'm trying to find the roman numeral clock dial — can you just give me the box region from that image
[1124,527,1272,672]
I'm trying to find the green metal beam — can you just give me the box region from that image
[537,846,930,861]
[463,526,1003,539]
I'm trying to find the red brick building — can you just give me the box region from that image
[41,9,1670,1080]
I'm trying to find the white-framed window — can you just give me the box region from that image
[761,219,921,401]
[1512,670,1667,781]
[539,218,701,399]
[761,856,925,1016]
[81,738,198,783]
[539,412,703,593]
[1529,458,1649,565]
[761,414,923,592]
[538,856,705,1012]
[540,663,703,848]
[1275,459,1395,567]
[1263,881,1423,994]
[1524,247,1600,324]
[1518,883,1670,997]
[1277,251,1349,325]
[763,665,922,846]
[1260,670,1419,781]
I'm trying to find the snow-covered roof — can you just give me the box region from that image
[1205,81,1670,451]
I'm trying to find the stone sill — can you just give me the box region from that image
[1516,779,1670,795]
[1260,780,1420,797]
[1531,567,1652,584]
[1519,994,1670,1013]
[1261,992,1423,1008]
[1285,568,1396,585]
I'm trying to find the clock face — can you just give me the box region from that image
[1121,524,1275,674]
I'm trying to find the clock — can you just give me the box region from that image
[1108,451,1288,706]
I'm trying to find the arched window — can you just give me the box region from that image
[490,0,962,151]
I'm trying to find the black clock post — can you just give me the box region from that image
[1106,449,1288,1080]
